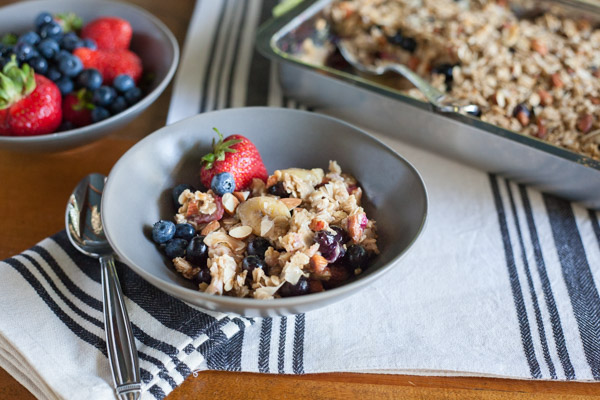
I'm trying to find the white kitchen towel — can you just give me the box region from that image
[171,0,600,383]
[1,0,600,400]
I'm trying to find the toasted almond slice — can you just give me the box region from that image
[229,225,253,240]
[266,175,278,188]
[233,191,249,202]
[280,197,302,210]
[310,254,329,274]
[222,193,240,215]
[201,220,220,235]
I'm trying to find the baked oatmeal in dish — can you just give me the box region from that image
[300,0,600,160]
[150,130,378,300]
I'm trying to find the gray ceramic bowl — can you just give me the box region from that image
[102,107,428,317]
[0,0,179,153]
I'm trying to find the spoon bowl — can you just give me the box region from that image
[337,40,481,116]
[66,173,141,400]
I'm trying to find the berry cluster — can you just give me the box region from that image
[0,11,144,135]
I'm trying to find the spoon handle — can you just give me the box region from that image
[100,255,141,400]
[387,63,446,107]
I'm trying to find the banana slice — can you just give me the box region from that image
[279,168,324,187]
[237,196,291,236]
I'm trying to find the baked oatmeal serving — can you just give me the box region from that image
[301,0,600,160]
[149,129,378,299]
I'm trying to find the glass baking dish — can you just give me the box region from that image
[256,0,600,209]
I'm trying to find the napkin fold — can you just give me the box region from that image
[2,0,600,399]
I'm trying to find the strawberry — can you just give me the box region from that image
[62,89,94,127]
[81,17,132,51]
[73,47,142,85]
[200,128,268,191]
[0,56,61,136]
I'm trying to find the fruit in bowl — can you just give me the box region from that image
[0,11,147,136]
[149,128,380,300]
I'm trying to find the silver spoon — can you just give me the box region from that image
[65,173,141,400]
[337,40,480,115]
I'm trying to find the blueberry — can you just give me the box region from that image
[0,45,11,57]
[186,235,208,265]
[165,238,188,259]
[174,223,195,241]
[193,267,211,285]
[172,183,195,206]
[432,63,455,84]
[54,49,71,62]
[345,244,369,269]
[29,56,48,74]
[467,108,482,118]
[123,86,142,104]
[279,276,310,297]
[92,86,117,106]
[113,74,135,92]
[37,38,59,59]
[91,106,111,122]
[247,237,270,258]
[330,226,349,244]
[57,121,75,132]
[386,31,403,45]
[18,31,40,46]
[109,96,128,114]
[210,172,235,196]
[76,68,103,90]
[57,53,83,77]
[267,182,289,198]
[46,66,61,81]
[60,32,83,52]
[242,255,265,275]
[13,42,35,61]
[55,76,74,95]
[82,38,97,50]
[35,12,53,29]
[152,220,176,244]
[513,103,531,118]
[315,231,345,263]
[39,21,62,39]
[400,37,417,53]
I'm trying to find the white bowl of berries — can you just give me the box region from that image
[102,107,428,317]
[0,0,179,152]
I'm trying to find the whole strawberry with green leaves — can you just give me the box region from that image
[0,56,62,136]
[200,128,268,191]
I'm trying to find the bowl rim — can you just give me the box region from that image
[0,0,180,146]
[103,107,429,310]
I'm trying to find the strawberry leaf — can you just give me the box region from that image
[0,55,36,110]
[201,127,243,170]
[55,12,83,33]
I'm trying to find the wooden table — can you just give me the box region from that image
[0,0,598,398]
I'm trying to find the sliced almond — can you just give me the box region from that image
[221,193,239,215]
[185,201,199,217]
[538,89,553,106]
[551,73,564,88]
[233,191,249,202]
[201,220,220,236]
[531,38,547,55]
[280,197,302,210]
[229,225,253,240]
[310,254,329,274]
[266,175,278,188]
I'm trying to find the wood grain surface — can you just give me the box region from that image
[0,0,598,399]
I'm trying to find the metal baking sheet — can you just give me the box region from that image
[256,0,600,209]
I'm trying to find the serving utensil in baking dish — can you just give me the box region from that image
[337,40,481,116]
